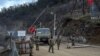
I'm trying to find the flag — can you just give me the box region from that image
[87,0,94,6]
[28,25,36,33]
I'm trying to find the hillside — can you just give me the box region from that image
[0,0,100,44]
[0,0,69,26]
[0,0,100,28]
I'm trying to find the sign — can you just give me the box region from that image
[18,31,26,36]
[28,25,36,33]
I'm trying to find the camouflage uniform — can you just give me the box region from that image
[67,37,71,49]
[30,36,35,56]
[48,37,55,53]
[30,36,35,48]
[71,36,75,46]
[56,37,61,50]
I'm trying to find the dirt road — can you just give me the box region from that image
[22,44,100,56]
[32,44,100,56]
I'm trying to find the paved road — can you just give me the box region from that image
[22,44,100,56]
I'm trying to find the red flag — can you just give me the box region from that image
[28,25,36,33]
[87,0,94,6]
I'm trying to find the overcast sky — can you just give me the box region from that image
[0,0,37,11]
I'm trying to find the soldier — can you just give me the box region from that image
[35,36,40,51]
[30,36,35,56]
[30,35,35,48]
[67,37,71,49]
[48,36,55,53]
[56,36,61,50]
[29,41,33,56]
[71,35,75,46]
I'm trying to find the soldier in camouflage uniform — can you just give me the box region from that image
[35,36,40,51]
[56,36,61,50]
[71,35,75,46]
[67,37,71,49]
[30,36,35,56]
[30,36,35,48]
[48,36,55,53]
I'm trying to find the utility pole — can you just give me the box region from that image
[50,12,56,38]
[54,14,56,38]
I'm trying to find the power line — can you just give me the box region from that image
[32,6,48,26]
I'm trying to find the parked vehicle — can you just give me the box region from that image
[36,28,51,43]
